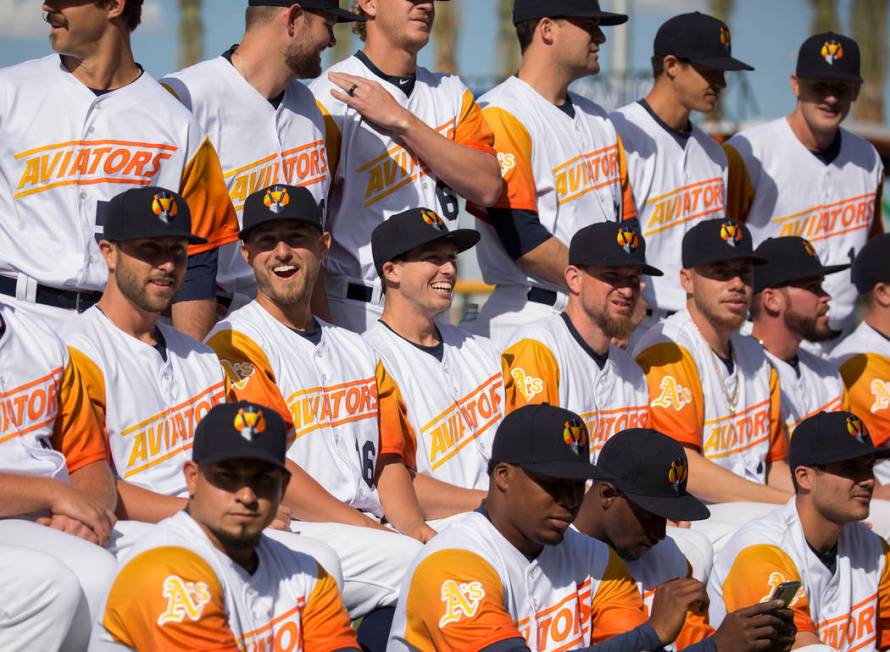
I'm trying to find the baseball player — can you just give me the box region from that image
[465,0,637,346]
[750,236,849,436]
[0,299,117,651]
[634,219,792,547]
[709,411,890,651]
[0,0,239,340]
[611,12,753,327]
[161,0,364,313]
[91,401,359,652]
[724,32,884,345]
[365,208,501,535]
[310,0,501,333]
[205,184,423,621]
[387,404,780,652]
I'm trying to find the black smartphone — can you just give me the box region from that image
[770,580,802,607]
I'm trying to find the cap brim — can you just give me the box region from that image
[239,215,323,240]
[691,56,755,72]
[196,450,290,474]
[755,262,851,293]
[623,491,711,522]
[445,228,481,254]
[521,460,606,481]
[690,252,769,267]
[798,71,863,84]
[514,10,627,26]
[642,264,664,277]
[820,262,852,276]
[327,7,366,23]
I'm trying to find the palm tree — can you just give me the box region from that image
[432,0,459,74]
[850,0,887,123]
[498,0,519,80]
[706,0,735,124]
[809,0,839,33]
[178,0,203,69]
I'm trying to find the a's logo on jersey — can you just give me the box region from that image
[719,26,731,48]
[871,379,890,413]
[511,368,544,401]
[720,220,743,247]
[157,576,211,626]
[616,227,640,254]
[220,359,256,392]
[497,152,516,178]
[802,239,817,257]
[651,376,694,411]
[760,572,803,607]
[821,40,844,65]
[667,458,688,493]
[846,414,868,444]
[439,580,485,627]
[234,406,266,442]
[563,418,588,456]
[263,185,290,214]
[420,208,447,231]
[151,192,178,224]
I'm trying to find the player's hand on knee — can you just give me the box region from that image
[649,578,709,646]
[327,72,413,134]
[43,514,102,545]
[270,505,293,531]
[402,522,437,543]
[711,600,796,652]
[50,486,116,544]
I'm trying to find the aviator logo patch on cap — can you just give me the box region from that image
[668,458,688,493]
[720,220,743,246]
[616,227,640,254]
[563,418,588,456]
[846,414,868,444]
[420,208,447,231]
[821,40,844,65]
[151,192,178,224]
[803,239,817,256]
[720,25,731,48]
[234,406,266,443]
[264,185,291,215]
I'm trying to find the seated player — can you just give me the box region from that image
[91,401,359,651]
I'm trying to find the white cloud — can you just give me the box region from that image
[0,0,163,38]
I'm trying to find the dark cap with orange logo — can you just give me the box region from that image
[753,236,849,294]
[654,12,753,71]
[240,184,323,239]
[682,218,767,268]
[371,207,479,278]
[796,32,862,83]
[852,233,890,294]
[490,404,604,481]
[102,186,206,244]
[512,0,627,26]
[247,0,366,23]
[193,401,290,474]
[789,411,890,471]
[569,222,663,276]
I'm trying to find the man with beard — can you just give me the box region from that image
[634,219,793,548]
[205,184,423,633]
[162,0,364,314]
[91,401,359,651]
[750,237,850,438]
[310,0,501,333]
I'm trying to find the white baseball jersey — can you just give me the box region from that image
[708,499,890,650]
[161,56,330,300]
[387,511,649,651]
[92,510,357,651]
[61,307,225,496]
[725,119,884,331]
[502,313,651,461]
[611,101,728,313]
[635,310,787,483]
[310,55,495,287]
[0,56,238,294]
[764,348,847,437]
[467,75,636,292]
[363,321,503,490]
[206,301,383,516]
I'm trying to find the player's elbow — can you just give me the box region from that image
[469,160,504,207]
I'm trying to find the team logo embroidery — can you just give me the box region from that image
[420,208,447,231]
[846,414,868,444]
[651,376,693,411]
[803,239,817,257]
[821,40,844,65]
[234,406,266,442]
[157,576,212,626]
[667,458,688,493]
[719,26,731,48]
[563,418,587,456]
[511,368,544,401]
[263,185,290,214]
[439,580,486,627]
[616,227,640,254]
[497,152,516,178]
[871,379,890,413]
[720,220,743,247]
[151,192,178,224]
[220,359,256,392]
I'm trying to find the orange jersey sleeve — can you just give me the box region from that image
[51,352,108,473]
[723,144,754,223]
[720,543,816,638]
[475,106,538,214]
[401,548,519,651]
[376,360,418,469]
[301,562,360,651]
[839,354,890,446]
[615,135,637,222]
[636,343,705,449]
[101,545,239,650]
[590,549,649,643]
[454,89,497,156]
[317,100,342,180]
[766,366,789,463]
[878,539,890,649]
[179,137,239,255]
[501,338,560,412]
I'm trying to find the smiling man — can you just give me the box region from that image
[725,32,884,348]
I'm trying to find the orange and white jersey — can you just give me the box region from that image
[93,510,357,651]
[161,57,330,299]
[634,310,787,482]
[363,321,503,490]
[611,101,728,313]
[708,498,890,651]
[387,510,648,651]
[310,55,495,286]
[61,307,225,496]
[764,348,847,437]
[0,56,238,293]
[468,76,636,292]
[627,537,713,650]
[502,313,650,461]
[725,118,884,331]
[206,302,383,516]
[0,301,106,482]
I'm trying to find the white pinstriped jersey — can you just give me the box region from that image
[363,322,503,490]
[764,348,846,437]
[611,101,728,313]
[61,307,225,496]
[161,56,330,299]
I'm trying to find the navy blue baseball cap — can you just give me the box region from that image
[103,186,206,245]
[570,222,663,276]
[753,236,849,294]
[513,0,628,26]
[796,32,862,83]
[682,218,767,268]
[654,12,753,71]
[789,411,890,471]
[247,0,365,23]
[193,401,290,474]
[240,184,324,239]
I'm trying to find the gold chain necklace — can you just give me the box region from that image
[691,319,741,416]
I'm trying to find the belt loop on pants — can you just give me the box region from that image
[527,287,558,306]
